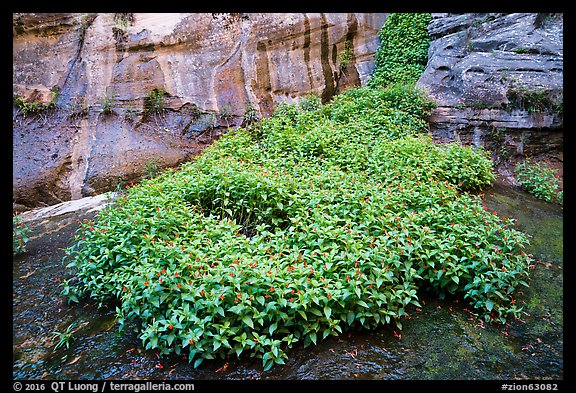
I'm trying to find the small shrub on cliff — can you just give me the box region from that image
[100,93,115,115]
[506,87,558,113]
[219,104,235,127]
[339,39,353,70]
[13,92,58,117]
[144,88,167,116]
[144,157,161,179]
[67,96,90,119]
[243,103,259,126]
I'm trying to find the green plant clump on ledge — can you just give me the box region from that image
[515,159,562,204]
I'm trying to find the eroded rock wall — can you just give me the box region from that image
[13,12,386,210]
[417,13,563,180]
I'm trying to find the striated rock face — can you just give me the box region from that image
[417,13,563,181]
[13,12,386,210]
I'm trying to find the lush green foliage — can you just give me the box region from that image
[368,13,433,88]
[515,159,562,203]
[13,216,32,255]
[61,13,532,371]
[144,158,161,179]
[62,83,531,371]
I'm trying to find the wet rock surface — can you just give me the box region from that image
[13,181,563,380]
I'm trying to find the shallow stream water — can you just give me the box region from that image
[12,181,563,380]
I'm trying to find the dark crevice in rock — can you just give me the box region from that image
[302,14,315,90]
[319,13,336,104]
[59,14,97,98]
[335,13,360,93]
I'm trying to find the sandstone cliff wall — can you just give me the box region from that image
[13,13,386,210]
[13,13,563,210]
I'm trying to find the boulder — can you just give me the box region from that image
[417,13,563,169]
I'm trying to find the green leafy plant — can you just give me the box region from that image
[515,159,562,203]
[512,47,534,54]
[556,190,563,205]
[243,103,259,125]
[368,13,432,88]
[505,87,559,113]
[339,39,353,70]
[144,88,167,116]
[13,91,58,117]
[60,13,533,372]
[52,323,76,350]
[113,13,135,28]
[298,94,322,113]
[67,96,90,119]
[100,93,115,115]
[112,13,134,47]
[13,216,32,255]
[144,157,161,179]
[61,88,531,371]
